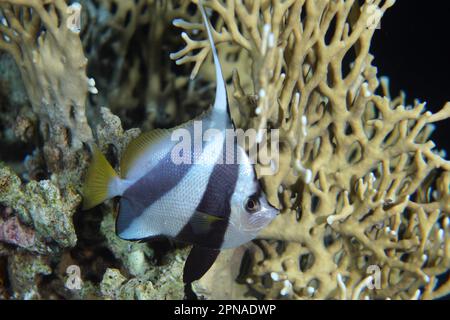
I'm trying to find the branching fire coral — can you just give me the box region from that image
[0,0,448,300]
[172,0,450,299]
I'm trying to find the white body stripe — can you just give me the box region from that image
[221,145,259,248]
[107,176,134,199]
[118,130,225,239]
[120,112,228,194]
[124,135,173,183]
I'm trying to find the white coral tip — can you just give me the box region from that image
[412,289,421,300]
[327,215,335,225]
[301,115,307,126]
[181,32,189,41]
[89,86,98,95]
[444,217,449,228]
[270,272,280,281]
[69,2,82,10]
[280,279,292,296]
[268,33,275,48]
[172,18,184,27]
[304,169,312,184]
[67,3,82,34]
[438,229,445,241]
[68,26,81,34]
[87,77,98,94]
[280,288,289,296]
[88,78,96,87]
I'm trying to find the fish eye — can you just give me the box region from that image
[244,197,260,213]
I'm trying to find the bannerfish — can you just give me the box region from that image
[82,1,278,283]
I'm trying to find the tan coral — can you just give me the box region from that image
[0,0,92,175]
[173,0,450,299]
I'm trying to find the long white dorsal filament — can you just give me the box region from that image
[198,0,227,115]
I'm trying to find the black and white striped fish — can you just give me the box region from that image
[82,1,277,283]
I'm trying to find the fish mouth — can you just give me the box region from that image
[267,200,281,213]
[263,207,279,220]
[259,191,280,217]
[256,186,280,210]
[244,210,277,233]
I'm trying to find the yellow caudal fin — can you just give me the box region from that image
[82,145,118,210]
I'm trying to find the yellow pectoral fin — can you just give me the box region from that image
[82,145,118,210]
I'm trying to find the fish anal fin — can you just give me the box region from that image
[120,129,169,177]
[183,246,220,283]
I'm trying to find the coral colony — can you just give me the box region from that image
[0,0,449,300]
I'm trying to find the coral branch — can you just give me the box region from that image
[173,0,450,299]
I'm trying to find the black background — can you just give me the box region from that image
[0,299,444,318]
[371,0,450,154]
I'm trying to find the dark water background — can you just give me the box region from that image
[373,1,450,299]
[372,0,450,154]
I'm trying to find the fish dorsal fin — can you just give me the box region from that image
[183,246,220,283]
[190,211,224,235]
[198,0,228,115]
[120,129,169,177]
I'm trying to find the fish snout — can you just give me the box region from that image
[259,195,279,221]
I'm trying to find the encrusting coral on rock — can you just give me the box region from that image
[99,247,187,300]
[0,163,79,252]
[0,0,187,300]
[0,0,448,300]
